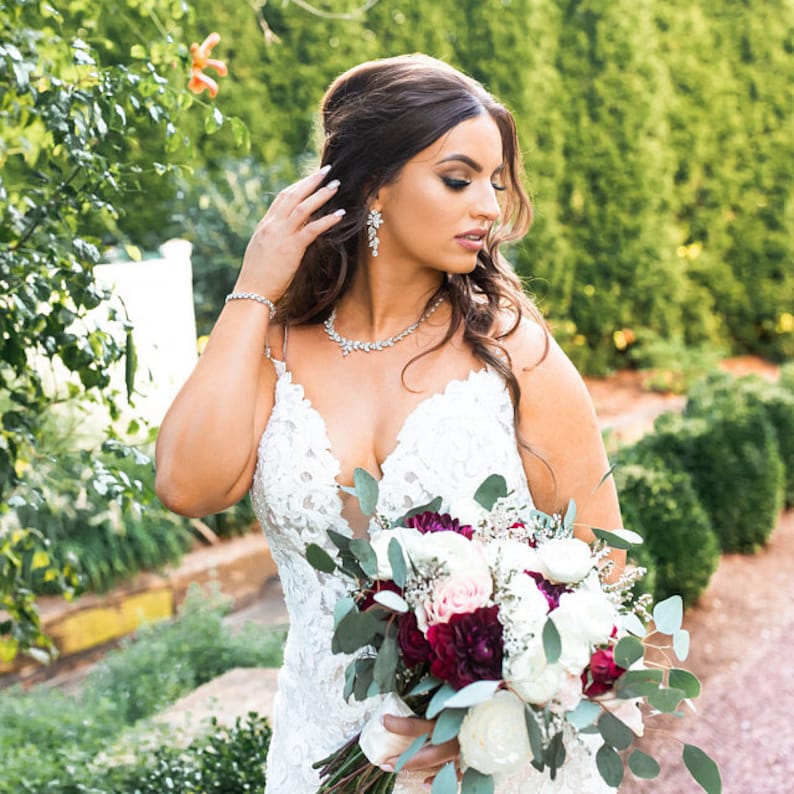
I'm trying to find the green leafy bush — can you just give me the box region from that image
[685,372,794,507]
[780,361,794,393]
[615,461,719,606]
[643,408,784,553]
[0,586,283,794]
[101,713,271,794]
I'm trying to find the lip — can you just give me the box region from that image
[455,228,488,252]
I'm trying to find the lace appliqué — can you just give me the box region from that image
[252,362,607,793]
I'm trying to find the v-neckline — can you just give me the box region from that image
[270,359,493,490]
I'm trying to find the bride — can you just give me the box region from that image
[155,54,623,793]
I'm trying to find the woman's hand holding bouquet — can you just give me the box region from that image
[306,472,721,794]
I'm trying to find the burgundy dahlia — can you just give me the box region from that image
[527,570,572,612]
[581,647,626,697]
[426,605,504,690]
[397,611,432,668]
[404,511,474,540]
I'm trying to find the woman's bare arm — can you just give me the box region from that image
[155,165,344,516]
[508,320,625,570]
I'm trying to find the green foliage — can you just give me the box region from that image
[644,405,784,553]
[100,713,271,794]
[0,586,283,794]
[614,460,719,606]
[0,0,245,656]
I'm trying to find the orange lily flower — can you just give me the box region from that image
[188,32,228,98]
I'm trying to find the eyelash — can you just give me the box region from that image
[441,177,507,192]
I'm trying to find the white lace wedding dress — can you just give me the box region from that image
[251,356,611,794]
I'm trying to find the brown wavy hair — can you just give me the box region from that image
[278,53,548,410]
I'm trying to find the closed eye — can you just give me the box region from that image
[442,176,507,192]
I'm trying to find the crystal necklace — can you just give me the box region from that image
[323,294,445,356]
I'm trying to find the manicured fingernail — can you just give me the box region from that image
[333,208,346,216]
[326,179,340,191]
[381,763,394,772]
[319,164,332,174]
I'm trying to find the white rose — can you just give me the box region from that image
[368,527,422,579]
[447,495,489,528]
[458,690,531,778]
[358,693,417,768]
[537,537,594,584]
[557,589,616,645]
[486,538,541,576]
[411,530,489,580]
[504,640,567,705]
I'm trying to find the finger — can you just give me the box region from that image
[381,714,433,737]
[270,165,333,213]
[291,179,341,226]
[297,208,346,246]
[387,739,458,772]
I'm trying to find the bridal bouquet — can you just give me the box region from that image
[306,472,720,794]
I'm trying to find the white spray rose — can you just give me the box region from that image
[550,589,616,673]
[486,538,541,576]
[536,537,594,584]
[504,639,567,705]
[497,573,549,639]
[459,690,531,778]
[447,495,489,528]
[368,527,422,579]
[358,693,417,769]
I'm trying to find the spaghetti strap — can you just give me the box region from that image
[282,324,289,364]
[265,324,289,364]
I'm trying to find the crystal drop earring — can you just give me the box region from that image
[366,208,383,257]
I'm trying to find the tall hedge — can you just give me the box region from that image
[83,0,794,370]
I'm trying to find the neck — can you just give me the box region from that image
[335,259,446,340]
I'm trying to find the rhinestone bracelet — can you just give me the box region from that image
[225,291,276,320]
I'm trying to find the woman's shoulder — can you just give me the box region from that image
[496,311,593,412]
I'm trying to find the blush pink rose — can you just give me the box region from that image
[424,570,492,626]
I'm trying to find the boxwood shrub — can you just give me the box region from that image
[614,461,719,606]
[640,404,784,553]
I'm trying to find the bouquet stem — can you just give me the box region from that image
[314,733,395,794]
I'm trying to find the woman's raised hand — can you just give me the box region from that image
[235,164,344,300]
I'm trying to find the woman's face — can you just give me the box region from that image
[373,113,505,276]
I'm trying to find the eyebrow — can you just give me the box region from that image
[437,154,505,175]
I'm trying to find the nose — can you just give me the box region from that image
[473,182,501,223]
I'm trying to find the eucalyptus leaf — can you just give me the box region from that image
[394,732,429,773]
[432,708,466,744]
[615,668,663,699]
[653,595,683,635]
[373,590,409,613]
[396,497,443,525]
[563,498,576,530]
[461,768,495,794]
[565,699,601,730]
[373,632,399,692]
[673,628,691,661]
[591,527,634,550]
[620,611,647,637]
[306,543,336,574]
[669,668,701,698]
[426,683,456,719]
[545,730,566,776]
[431,761,458,794]
[388,536,407,589]
[628,749,661,779]
[683,744,722,794]
[647,687,686,713]
[614,635,644,668]
[332,609,381,654]
[542,617,562,664]
[333,596,356,628]
[597,711,633,750]
[354,467,379,515]
[350,537,378,578]
[443,679,500,709]
[327,529,352,552]
[473,473,508,510]
[596,743,624,787]
[408,676,442,696]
